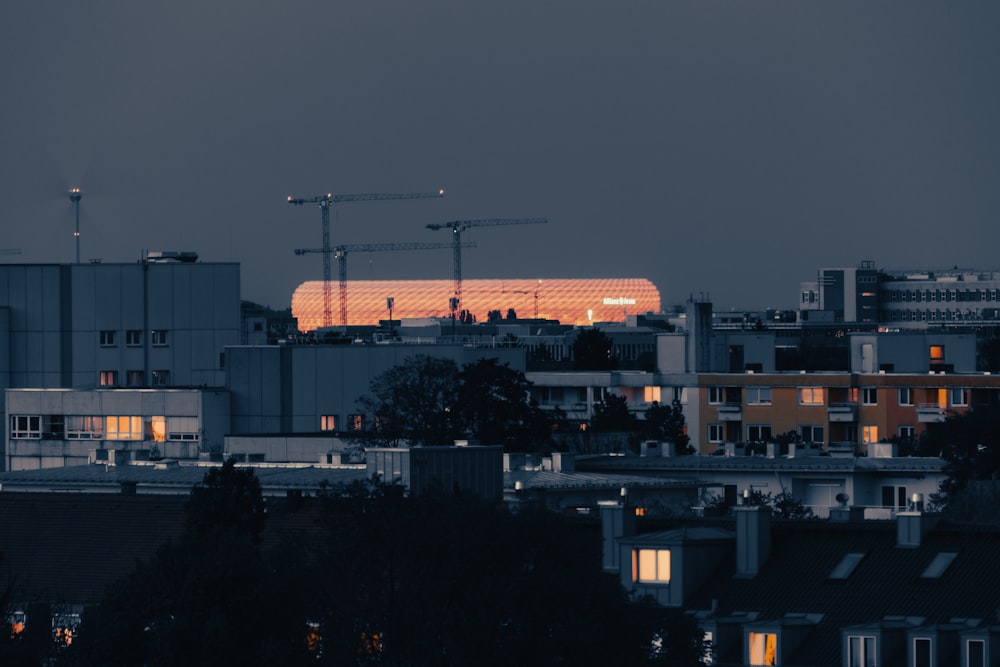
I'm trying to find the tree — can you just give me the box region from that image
[357,355,461,446]
[457,358,537,448]
[920,402,1000,512]
[643,399,692,454]
[186,457,267,542]
[572,327,617,370]
[592,393,637,432]
[69,465,318,667]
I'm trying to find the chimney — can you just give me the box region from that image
[599,489,635,573]
[734,505,771,578]
[551,452,575,473]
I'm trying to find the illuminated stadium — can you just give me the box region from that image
[291,278,662,331]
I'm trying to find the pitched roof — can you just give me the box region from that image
[681,518,1000,665]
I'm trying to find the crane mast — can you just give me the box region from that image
[426,217,547,313]
[293,240,471,327]
[288,189,444,327]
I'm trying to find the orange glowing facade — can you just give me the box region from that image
[291,278,662,331]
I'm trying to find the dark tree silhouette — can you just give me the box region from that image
[358,355,461,446]
[592,393,637,432]
[572,327,617,370]
[643,399,692,454]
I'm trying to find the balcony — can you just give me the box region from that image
[827,403,858,422]
[916,403,948,423]
[716,402,742,422]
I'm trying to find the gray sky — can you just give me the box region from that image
[2,1,998,311]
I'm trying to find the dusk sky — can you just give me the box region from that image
[2,2,998,312]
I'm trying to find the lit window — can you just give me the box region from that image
[862,425,878,444]
[146,416,166,442]
[633,548,670,583]
[746,387,772,405]
[99,330,116,346]
[100,370,117,387]
[321,415,337,431]
[10,415,41,439]
[644,386,661,403]
[929,345,945,362]
[967,639,985,667]
[152,370,170,386]
[861,388,877,405]
[8,610,26,637]
[708,387,724,404]
[52,613,80,646]
[799,387,824,405]
[106,416,143,440]
[125,330,142,346]
[749,632,777,665]
[708,423,724,443]
[950,388,968,407]
[898,388,912,406]
[349,414,364,431]
[151,330,168,346]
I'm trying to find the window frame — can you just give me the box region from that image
[99,330,116,346]
[950,387,969,407]
[320,415,337,432]
[707,423,724,444]
[747,424,772,443]
[898,388,913,406]
[746,387,772,406]
[847,634,877,667]
[799,387,824,406]
[125,329,142,346]
[861,388,878,406]
[151,329,169,346]
[632,548,671,584]
[99,370,117,387]
[10,415,41,439]
[708,387,724,405]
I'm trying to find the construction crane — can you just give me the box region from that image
[426,218,547,312]
[294,241,474,327]
[288,189,445,328]
[68,188,82,264]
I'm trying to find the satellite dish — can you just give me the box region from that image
[835,492,849,507]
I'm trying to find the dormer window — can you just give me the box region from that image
[749,632,777,665]
[632,548,671,584]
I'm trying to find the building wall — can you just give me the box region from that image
[4,388,230,471]
[226,343,525,436]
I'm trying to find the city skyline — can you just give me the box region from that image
[2,1,999,312]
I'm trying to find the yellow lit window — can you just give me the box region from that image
[937,388,947,409]
[930,345,944,361]
[799,387,824,405]
[862,425,878,444]
[749,632,777,665]
[320,415,336,431]
[644,386,661,403]
[633,548,670,583]
[147,416,166,442]
[106,416,142,440]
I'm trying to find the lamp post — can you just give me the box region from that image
[68,188,82,264]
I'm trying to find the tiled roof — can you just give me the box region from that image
[680,518,1000,666]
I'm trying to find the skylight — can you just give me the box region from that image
[828,552,866,580]
[920,552,958,579]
